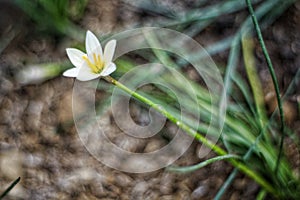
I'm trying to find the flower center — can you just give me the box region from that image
[82,53,104,73]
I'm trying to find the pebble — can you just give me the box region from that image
[26,100,44,129]
[0,148,22,179]
[131,181,149,199]
[159,172,175,195]
[114,173,133,187]
[144,138,166,153]
[23,153,44,167]
[191,185,209,199]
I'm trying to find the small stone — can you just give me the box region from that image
[0,148,22,179]
[114,173,133,187]
[26,100,44,130]
[131,181,149,199]
[144,138,166,153]
[191,185,209,199]
[159,172,174,195]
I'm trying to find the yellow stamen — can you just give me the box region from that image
[82,54,104,73]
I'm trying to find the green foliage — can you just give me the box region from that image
[13,0,87,39]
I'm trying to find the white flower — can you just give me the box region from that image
[63,30,117,81]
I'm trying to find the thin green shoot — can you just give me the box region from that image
[167,155,241,173]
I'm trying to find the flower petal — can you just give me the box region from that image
[104,40,116,64]
[87,45,102,63]
[86,30,102,57]
[77,63,101,81]
[63,68,79,77]
[100,62,116,77]
[66,48,85,68]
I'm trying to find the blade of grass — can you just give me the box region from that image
[177,0,292,68]
[242,33,268,135]
[231,71,256,116]
[0,177,21,199]
[165,0,262,27]
[177,36,234,67]
[241,32,271,198]
[245,0,285,176]
[167,155,241,173]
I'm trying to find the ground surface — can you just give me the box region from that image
[0,0,299,199]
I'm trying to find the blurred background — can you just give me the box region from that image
[0,0,299,199]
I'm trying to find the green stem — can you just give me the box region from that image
[104,75,278,196]
[168,155,241,173]
[245,0,285,175]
